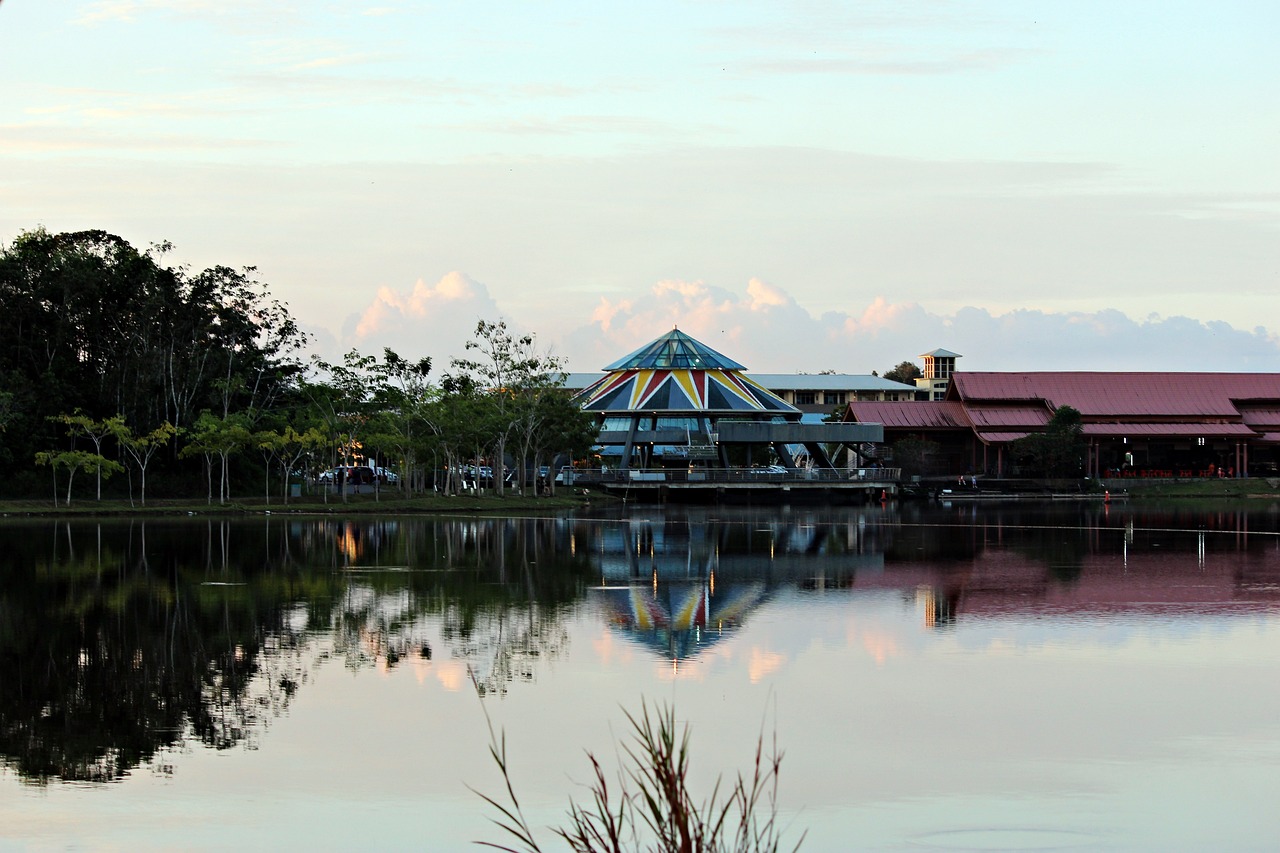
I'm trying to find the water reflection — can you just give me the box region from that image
[1,502,1279,786]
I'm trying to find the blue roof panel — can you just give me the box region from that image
[604,328,745,371]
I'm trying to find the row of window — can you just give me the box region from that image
[793,391,846,406]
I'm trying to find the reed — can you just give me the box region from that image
[473,699,804,853]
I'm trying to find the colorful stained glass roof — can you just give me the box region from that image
[576,368,796,413]
[604,328,744,371]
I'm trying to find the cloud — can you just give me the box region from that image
[556,277,1280,375]
[337,271,503,368]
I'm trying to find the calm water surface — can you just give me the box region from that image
[2,501,1279,851]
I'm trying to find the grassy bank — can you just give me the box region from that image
[1097,476,1280,500]
[0,489,604,517]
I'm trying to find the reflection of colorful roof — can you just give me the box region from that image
[592,582,767,661]
[605,328,744,371]
[577,368,796,413]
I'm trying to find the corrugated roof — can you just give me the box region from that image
[1238,406,1280,428]
[964,404,1052,428]
[977,432,1031,443]
[1081,422,1257,437]
[752,373,918,392]
[951,372,1280,417]
[845,401,970,429]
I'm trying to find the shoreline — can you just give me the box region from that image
[0,490,603,518]
[3,477,1280,518]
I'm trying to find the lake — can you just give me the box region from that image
[2,501,1279,850]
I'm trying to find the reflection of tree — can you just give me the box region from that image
[0,514,595,785]
[318,516,593,696]
[0,520,329,784]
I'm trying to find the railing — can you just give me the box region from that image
[568,467,902,485]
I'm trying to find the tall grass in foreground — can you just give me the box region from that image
[472,699,804,853]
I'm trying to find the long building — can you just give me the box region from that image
[844,371,1280,479]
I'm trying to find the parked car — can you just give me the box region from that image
[323,465,378,487]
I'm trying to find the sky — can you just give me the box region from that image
[2,1,1278,376]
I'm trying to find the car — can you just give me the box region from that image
[374,467,400,484]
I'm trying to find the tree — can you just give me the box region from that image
[35,449,123,506]
[304,351,378,503]
[882,360,922,385]
[1010,405,1084,478]
[51,412,126,501]
[369,348,433,496]
[452,320,562,497]
[118,420,177,507]
[890,437,943,478]
[259,422,325,502]
[181,412,251,504]
[518,388,598,496]
[0,229,307,492]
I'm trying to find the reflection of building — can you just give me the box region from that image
[846,371,1280,478]
[588,511,885,660]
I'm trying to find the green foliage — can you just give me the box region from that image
[117,420,177,506]
[475,700,803,853]
[890,437,943,477]
[0,230,593,499]
[882,360,921,385]
[0,229,306,491]
[35,449,123,506]
[1010,405,1085,478]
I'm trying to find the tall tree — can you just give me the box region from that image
[1010,405,1085,478]
[882,360,922,385]
[451,320,562,497]
[0,229,307,494]
[117,420,177,507]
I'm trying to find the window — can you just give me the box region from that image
[795,391,816,405]
[655,416,700,432]
[823,391,846,406]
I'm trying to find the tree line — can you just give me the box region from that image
[0,229,597,504]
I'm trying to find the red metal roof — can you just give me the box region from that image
[1238,406,1280,428]
[950,372,1280,417]
[844,401,970,429]
[963,403,1052,428]
[847,371,1280,445]
[1081,422,1257,437]
[976,432,1032,443]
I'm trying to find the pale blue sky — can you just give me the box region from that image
[3,1,1277,373]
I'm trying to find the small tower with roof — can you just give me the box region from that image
[917,349,961,400]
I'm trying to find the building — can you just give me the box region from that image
[915,348,961,400]
[567,327,882,473]
[751,373,918,415]
[844,371,1280,478]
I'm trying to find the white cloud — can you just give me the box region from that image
[555,277,1280,375]
[338,271,504,369]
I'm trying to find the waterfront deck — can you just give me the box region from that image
[569,467,902,503]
